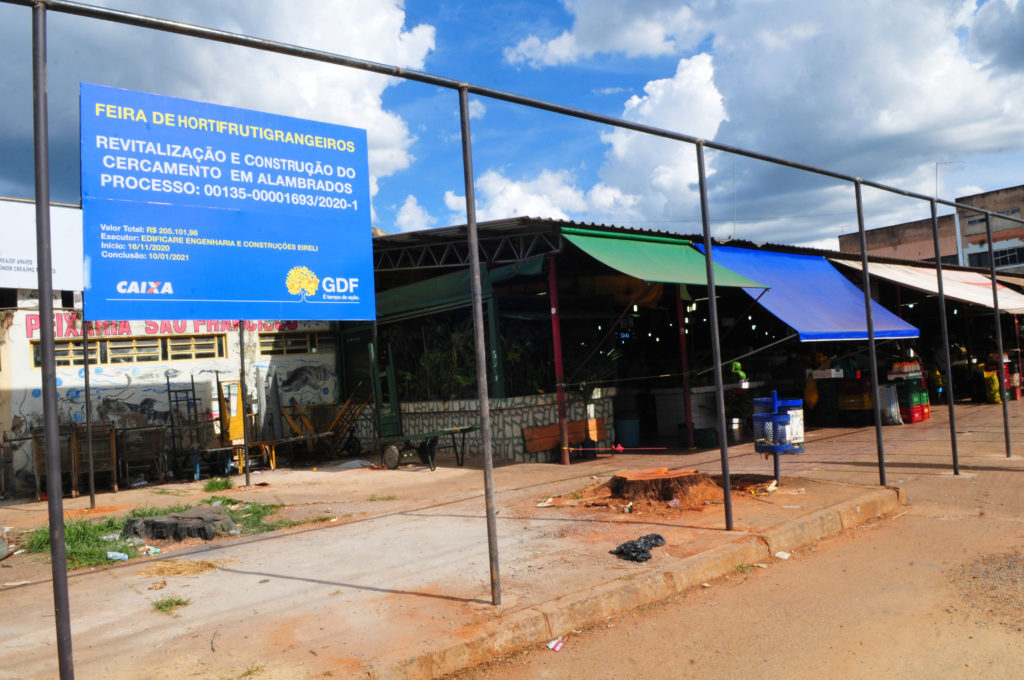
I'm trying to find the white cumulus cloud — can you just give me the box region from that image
[394,194,438,232]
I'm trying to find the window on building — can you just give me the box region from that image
[258,331,336,355]
[32,333,228,368]
[164,334,225,360]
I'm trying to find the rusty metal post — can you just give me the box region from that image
[929,200,959,474]
[548,255,570,465]
[82,317,95,507]
[854,181,887,486]
[458,86,501,605]
[32,3,75,677]
[695,143,733,531]
[239,322,251,486]
[982,216,1012,457]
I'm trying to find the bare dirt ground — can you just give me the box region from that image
[3,401,1023,679]
[444,422,1024,679]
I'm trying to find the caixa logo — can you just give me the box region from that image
[116,281,174,294]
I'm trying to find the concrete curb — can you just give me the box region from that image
[371,485,903,679]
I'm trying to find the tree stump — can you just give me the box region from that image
[608,467,721,505]
[123,506,235,541]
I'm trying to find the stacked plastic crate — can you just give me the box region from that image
[892,362,930,424]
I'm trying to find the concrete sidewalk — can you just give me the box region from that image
[2,400,1018,680]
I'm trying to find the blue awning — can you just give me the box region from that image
[697,245,919,342]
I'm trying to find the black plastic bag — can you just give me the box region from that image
[610,533,666,562]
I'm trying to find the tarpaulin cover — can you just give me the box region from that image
[563,228,765,288]
[833,259,1024,315]
[698,245,919,342]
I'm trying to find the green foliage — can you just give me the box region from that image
[204,477,234,492]
[203,497,286,534]
[368,494,397,501]
[24,516,137,569]
[152,596,190,615]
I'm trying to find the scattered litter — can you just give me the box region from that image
[536,497,555,508]
[893,511,908,519]
[547,637,566,652]
[130,477,148,488]
[701,582,711,588]
[211,631,218,653]
[148,580,167,591]
[766,480,778,493]
[258,578,270,584]
[106,551,129,562]
[100,533,119,542]
[126,537,145,547]
[755,563,768,569]
[228,529,241,536]
[211,500,222,507]
[775,551,791,560]
[610,533,665,562]
[329,517,338,522]
[139,545,160,556]
[3,580,30,587]
[13,550,24,556]
[622,502,634,514]
[667,498,680,508]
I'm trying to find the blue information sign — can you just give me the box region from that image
[80,83,375,321]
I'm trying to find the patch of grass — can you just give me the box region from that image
[368,494,397,501]
[128,503,193,518]
[152,595,190,615]
[204,477,234,492]
[24,516,137,569]
[216,500,286,534]
[735,562,754,574]
[25,504,195,569]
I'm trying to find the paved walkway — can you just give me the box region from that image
[1,400,1020,679]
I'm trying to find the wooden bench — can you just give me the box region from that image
[522,418,605,462]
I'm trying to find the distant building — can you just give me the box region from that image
[838,213,958,263]
[839,184,1024,274]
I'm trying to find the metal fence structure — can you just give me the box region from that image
[5,1,1024,677]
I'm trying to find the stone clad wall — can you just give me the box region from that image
[353,389,616,464]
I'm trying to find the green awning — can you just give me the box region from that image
[563,227,767,288]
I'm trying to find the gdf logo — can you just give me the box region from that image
[116,281,174,294]
[322,277,359,293]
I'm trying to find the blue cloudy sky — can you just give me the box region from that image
[1,0,1023,249]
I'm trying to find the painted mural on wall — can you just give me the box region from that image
[2,308,336,494]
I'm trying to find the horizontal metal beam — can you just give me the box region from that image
[3,0,1021,228]
[374,230,561,272]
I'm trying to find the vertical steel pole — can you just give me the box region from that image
[82,318,95,507]
[458,86,501,605]
[675,286,694,448]
[32,4,75,677]
[929,200,959,474]
[548,256,570,465]
[982,216,1012,457]
[238,322,250,486]
[695,143,733,531]
[854,181,887,487]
